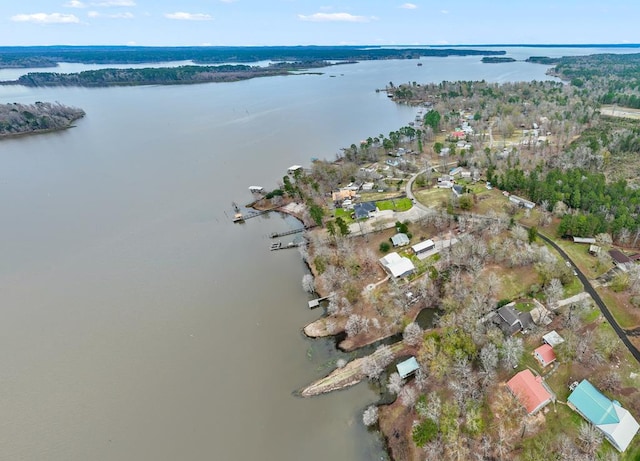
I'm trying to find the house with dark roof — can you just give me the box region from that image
[609,249,634,271]
[496,304,533,335]
[568,380,639,452]
[507,369,553,415]
[353,202,377,220]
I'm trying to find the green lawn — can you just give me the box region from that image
[333,208,354,224]
[376,197,413,212]
[598,289,640,329]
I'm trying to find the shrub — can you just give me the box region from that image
[379,242,391,253]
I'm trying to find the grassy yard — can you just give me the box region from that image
[376,197,413,212]
[413,188,451,208]
[483,264,540,301]
[598,288,640,329]
[332,207,354,224]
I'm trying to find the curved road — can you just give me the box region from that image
[535,230,640,363]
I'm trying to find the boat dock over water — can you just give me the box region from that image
[270,241,303,251]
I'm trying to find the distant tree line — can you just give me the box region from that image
[0,45,507,69]
[0,102,85,137]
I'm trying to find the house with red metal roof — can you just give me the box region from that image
[506,369,553,415]
[534,343,556,367]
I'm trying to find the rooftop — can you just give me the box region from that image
[507,369,552,414]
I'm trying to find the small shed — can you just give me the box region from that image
[391,233,410,248]
[589,244,601,255]
[396,357,420,379]
[412,239,435,255]
[534,344,556,367]
[542,330,565,347]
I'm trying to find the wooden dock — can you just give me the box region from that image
[270,241,302,251]
[307,294,333,309]
[269,227,305,238]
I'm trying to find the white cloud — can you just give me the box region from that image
[399,3,417,9]
[440,10,449,14]
[64,0,87,7]
[11,13,80,24]
[88,10,133,18]
[93,0,136,6]
[165,12,213,21]
[298,12,374,23]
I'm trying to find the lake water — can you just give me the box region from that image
[0,46,635,460]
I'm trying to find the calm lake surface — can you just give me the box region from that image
[0,46,635,460]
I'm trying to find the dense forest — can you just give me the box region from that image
[0,45,506,69]
[0,102,85,137]
[7,62,334,87]
[548,53,640,108]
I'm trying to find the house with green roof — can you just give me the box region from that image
[567,379,639,452]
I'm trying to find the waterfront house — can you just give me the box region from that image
[288,165,303,175]
[506,369,553,415]
[379,252,415,279]
[533,344,556,367]
[396,357,420,379]
[391,233,410,248]
[568,379,639,452]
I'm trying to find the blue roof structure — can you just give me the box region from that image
[396,357,420,379]
[568,380,619,425]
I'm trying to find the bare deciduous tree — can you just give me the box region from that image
[403,322,423,346]
[301,274,315,293]
[362,405,378,426]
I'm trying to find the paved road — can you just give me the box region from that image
[534,230,640,364]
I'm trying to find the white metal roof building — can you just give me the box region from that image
[379,252,415,278]
[411,239,435,254]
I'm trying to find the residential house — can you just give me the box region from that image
[609,249,634,271]
[452,185,464,198]
[379,252,416,279]
[534,344,556,367]
[568,380,640,452]
[496,303,533,335]
[507,369,553,415]
[353,202,377,220]
[391,233,410,248]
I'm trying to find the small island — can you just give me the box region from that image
[0,102,85,138]
[481,56,517,63]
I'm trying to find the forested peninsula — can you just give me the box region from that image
[5,62,337,88]
[0,102,85,138]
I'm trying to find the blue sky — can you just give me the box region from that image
[1,1,639,46]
